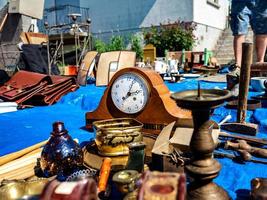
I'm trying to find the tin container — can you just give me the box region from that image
[93,118,143,156]
[112,170,139,194]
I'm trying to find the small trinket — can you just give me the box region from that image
[112,170,139,194]
[40,122,83,180]
[123,190,138,200]
[40,178,97,200]
[138,171,184,200]
[126,142,146,172]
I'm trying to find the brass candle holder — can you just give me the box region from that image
[171,83,232,200]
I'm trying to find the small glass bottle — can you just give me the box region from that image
[40,122,83,180]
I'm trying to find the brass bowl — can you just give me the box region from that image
[93,118,143,156]
[0,178,50,200]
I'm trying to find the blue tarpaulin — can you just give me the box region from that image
[0,78,266,199]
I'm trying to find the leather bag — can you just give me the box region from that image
[0,70,78,105]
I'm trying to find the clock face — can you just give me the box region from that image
[111,72,150,114]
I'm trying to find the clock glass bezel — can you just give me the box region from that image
[110,72,150,114]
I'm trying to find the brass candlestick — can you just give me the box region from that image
[171,83,232,200]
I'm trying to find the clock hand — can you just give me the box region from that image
[128,78,136,93]
[122,91,132,101]
[131,90,142,95]
[122,79,136,100]
[124,89,142,99]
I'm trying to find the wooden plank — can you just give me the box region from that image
[25,32,48,44]
[20,32,29,44]
[0,140,46,166]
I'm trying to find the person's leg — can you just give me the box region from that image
[255,35,267,62]
[233,35,246,67]
[230,1,251,67]
[251,0,267,62]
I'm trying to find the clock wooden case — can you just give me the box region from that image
[86,67,192,133]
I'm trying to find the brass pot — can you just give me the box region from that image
[93,118,143,156]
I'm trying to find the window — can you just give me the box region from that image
[207,0,220,9]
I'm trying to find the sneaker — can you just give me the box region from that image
[228,63,241,76]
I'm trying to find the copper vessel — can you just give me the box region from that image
[93,118,143,156]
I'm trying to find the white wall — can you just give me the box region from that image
[193,0,229,29]
[192,0,229,51]
[193,24,223,51]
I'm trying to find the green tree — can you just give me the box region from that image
[94,39,107,53]
[107,36,125,51]
[130,35,143,61]
[93,35,126,53]
[143,20,196,56]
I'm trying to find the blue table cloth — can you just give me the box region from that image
[0,78,266,199]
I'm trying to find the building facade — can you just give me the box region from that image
[43,0,229,51]
[79,0,229,51]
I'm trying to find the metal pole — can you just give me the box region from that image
[46,27,51,75]
[60,31,64,66]
[75,28,78,66]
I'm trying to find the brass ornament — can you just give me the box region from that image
[171,83,231,200]
[0,178,50,200]
[112,170,139,194]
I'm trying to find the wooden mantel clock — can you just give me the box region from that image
[86,67,192,133]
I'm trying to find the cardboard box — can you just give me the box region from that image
[8,0,44,19]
